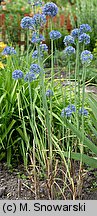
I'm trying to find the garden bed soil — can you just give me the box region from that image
[0,163,97,200]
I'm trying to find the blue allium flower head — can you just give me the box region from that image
[20,16,34,29]
[24,72,36,82]
[63,35,74,46]
[32,50,39,59]
[79,108,88,116]
[81,50,93,64]
[30,64,41,74]
[40,43,48,52]
[79,33,90,45]
[46,89,54,97]
[71,28,81,39]
[61,107,72,118]
[79,24,91,34]
[32,44,48,59]
[64,46,75,56]
[32,50,44,59]
[67,104,76,112]
[2,46,16,55]
[49,30,62,40]
[31,32,45,43]
[32,14,46,29]
[12,70,23,80]
[42,2,58,17]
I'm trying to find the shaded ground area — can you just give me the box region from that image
[0,163,97,200]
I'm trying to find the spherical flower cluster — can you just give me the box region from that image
[32,50,40,59]
[61,105,88,117]
[12,70,23,80]
[64,46,75,56]
[71,28,81,39]
[32,14,46,29]
[42,2,58,17]
[2,46,16,55]
[46,89,54,97]
[32,50,44,59]
[49,30,61,40]
[63,35,74,46]
[20,16,34,29]
[32,44,48,59]
[67,104,76,112]
[24,72,36,82]
[79,108,88,116]
[24,64,41,82]
[81,50,93,64]
[79,33,90,45]
[31,32,45,43]
[40,43,48,52]
[61,107,72,118]
[30,64,41,74]
[79,24,91,34]
[61,104,75,118]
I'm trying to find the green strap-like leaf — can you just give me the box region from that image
[66,120,97,155]
[64,151,97,168]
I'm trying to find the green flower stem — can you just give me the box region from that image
[80,65,86,167]
[26,30,29,66]
[68,59,72,105]
[50,96,53,169]
[75,41,80,130]
[38,43,51,163]
[50,19,54,91]
[51,38,54,90]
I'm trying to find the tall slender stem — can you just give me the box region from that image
[75,41,80,130]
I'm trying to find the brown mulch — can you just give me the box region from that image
[0,163,97,200]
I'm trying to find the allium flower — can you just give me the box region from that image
[20,16,34,29]
[30,64,41,74]
[2,46,16,55]
[79,24,91,34]
[64,46,75,56]
[32,50,44,59]
[79,108,88,116]
[71,28,81,39]
[40,43,48,52]
[31,32,45,43]
[67,104,76,112]
[49,30,62,40]
[46,89,54,97]
[24,72,36,82]
[81,50,93,64]
[32,14,46,29]
[32,44,48,59]
[79,33,90,44]
[32,50,39,59]
[42,2,58,17]
[63,35,74,46]
[61,107,72,118]
[12,70,23,80]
